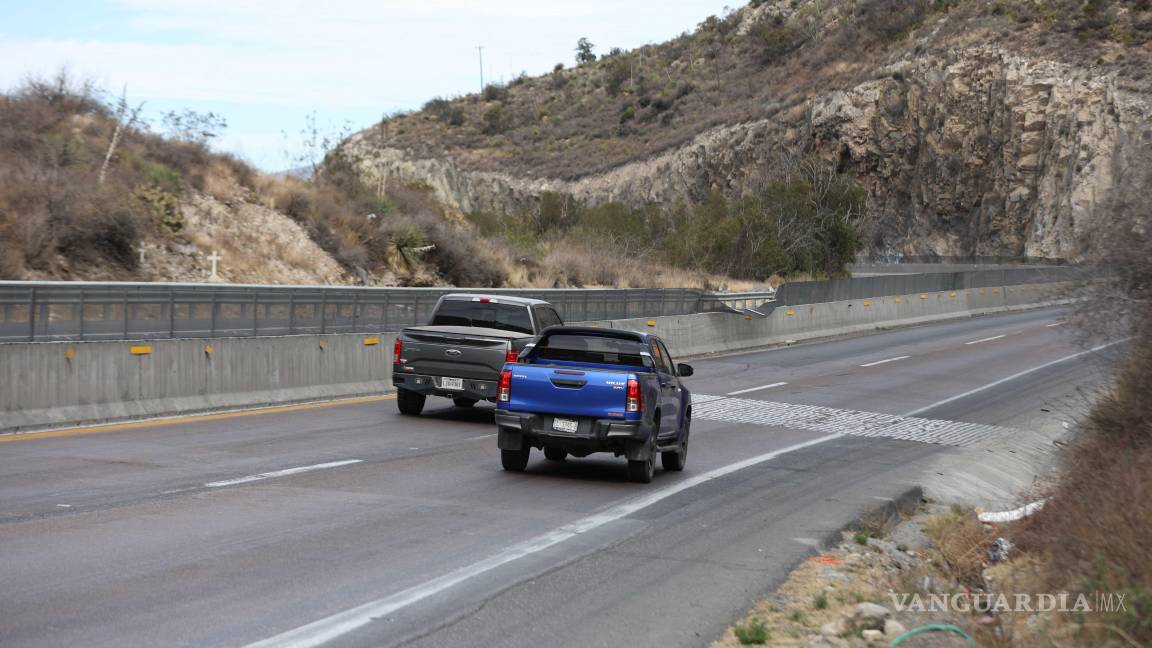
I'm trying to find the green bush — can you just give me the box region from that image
[733,618,770,644]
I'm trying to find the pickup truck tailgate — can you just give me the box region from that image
[509,365,633,419]
[401,326,519,379]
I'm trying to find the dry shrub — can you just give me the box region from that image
[924,507,995,587]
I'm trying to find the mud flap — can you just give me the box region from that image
[624,436,653,461]
[497,426,524,451]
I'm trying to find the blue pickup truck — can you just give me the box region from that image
[494,326,694,483]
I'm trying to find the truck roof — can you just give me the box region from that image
[440,293,551,307]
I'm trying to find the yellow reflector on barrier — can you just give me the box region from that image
[993,288,1000,293]
[919,293,928,300]
[949,291,956,297]
[894,296,901,304]
[646,319,656,326]
[130,345,152,355]
[363,337,380,346]
[64,348,75,361]
[786,308,794,316]
[204,344,213,355]
[863,300,871,307]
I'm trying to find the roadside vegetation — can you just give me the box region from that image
[466,155,862,282]
[0,72,256,280]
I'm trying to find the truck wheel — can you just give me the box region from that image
[453,397,478,408]
[396,388,426,416]
[661,441,687,471]
[501,445,531,472]
[544,447,567,461]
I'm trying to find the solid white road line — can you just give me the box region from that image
[242,434,843,648]
[903,339,1128,417]
[1046,321,1066,328]
[859,355,910,368]
[727,382,788,396]
[204,459,363,488]
[964,334,1007,345]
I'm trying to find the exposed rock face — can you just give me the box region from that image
[341,46,1150,258]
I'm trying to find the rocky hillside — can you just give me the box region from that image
[0,75,742,288]
[340,0,1152,259]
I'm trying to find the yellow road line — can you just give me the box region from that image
[0,395,396,443]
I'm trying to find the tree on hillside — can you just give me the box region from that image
[161,109,227,146]
[575,37,597,64]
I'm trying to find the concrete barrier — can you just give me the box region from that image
[0,282,1075,433]
[587,282,1075,359]
[0,333,394,432]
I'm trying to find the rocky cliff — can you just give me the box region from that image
[340,0,1152,258]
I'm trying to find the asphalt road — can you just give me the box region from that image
[0,307,1122,648]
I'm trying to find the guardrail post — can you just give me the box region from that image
[352,292,360,333]
[122,290,129,339]
[210,290,218,337]
[319,291,327,334]
[78,286,85,341]
[28,286,36,341]
[251,291,258,337]
[288,291,296,335]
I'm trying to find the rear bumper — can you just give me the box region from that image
[495,410,650,458]
[392,372,497,401]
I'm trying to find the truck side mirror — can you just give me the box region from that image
[677,363,694,377]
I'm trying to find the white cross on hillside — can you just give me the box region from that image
[207,251,223,282]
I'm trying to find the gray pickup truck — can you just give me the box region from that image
[391,294,564,415]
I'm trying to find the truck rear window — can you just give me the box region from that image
[429,300,534,334]
[533,334,650,367]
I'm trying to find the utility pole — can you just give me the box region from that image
[476,46,485,92]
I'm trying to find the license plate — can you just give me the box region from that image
[439,377,463,390]
[552,417,579,434]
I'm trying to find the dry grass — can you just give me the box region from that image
[923,506,996,588]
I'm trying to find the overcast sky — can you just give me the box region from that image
[2,0,738,170]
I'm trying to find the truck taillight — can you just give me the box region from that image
[626,378,641,413]
[498,369,513,402]
[505,343,519,364]
[393,338,403,364]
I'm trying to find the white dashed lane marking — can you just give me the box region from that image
[692,395,1014,447]
[965,334,1007,345]
[726,382,788,396]
[859,355,910,368]
[204,459,363,488]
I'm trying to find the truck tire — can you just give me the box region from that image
[501,445,531,472]
[543,447,567,461]
[452,397,478,408]
[397,388,426,416]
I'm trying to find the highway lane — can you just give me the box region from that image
[0,306,1118,647]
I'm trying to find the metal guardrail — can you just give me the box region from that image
[0,267,1085,342]
[0,283,705,342]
